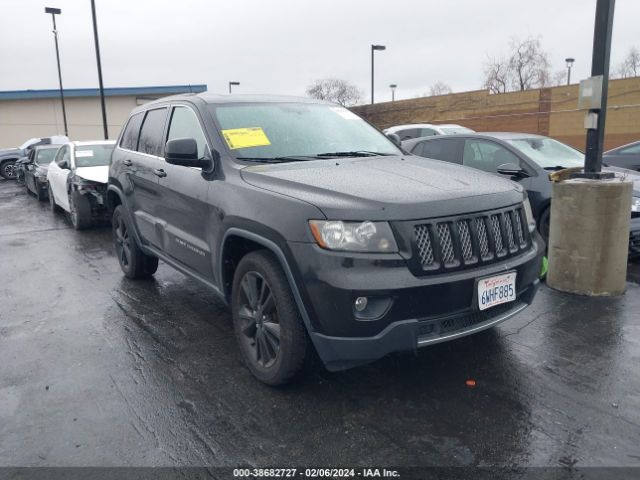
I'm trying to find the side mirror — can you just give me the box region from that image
[166,138,205,168]
[60,161,69,170]
[386,132,401,147]
[497,163,528,177]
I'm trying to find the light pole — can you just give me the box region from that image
[45,7,68,137]
[371,44,386,104]
[229,81,240,94]
[389,84,397,102]
[565,57,575,85]
[91,0,108,139]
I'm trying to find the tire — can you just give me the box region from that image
[112,205,158,279]
[68,191,93,230]
[35,182,47,202]
[48,185,62,213]
[232,250,308,385]
[538,207,551,247]
[1,160,17,180]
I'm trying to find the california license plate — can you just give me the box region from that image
[477,272,517,311]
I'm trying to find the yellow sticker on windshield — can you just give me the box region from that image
[221,127,271,149]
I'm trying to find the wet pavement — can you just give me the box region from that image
[1,178,639,469]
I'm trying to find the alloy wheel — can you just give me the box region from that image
[114,215,131,268]
[4,163,16,179]
[237,271,281,368]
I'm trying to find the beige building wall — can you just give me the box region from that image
[0,95,151,147]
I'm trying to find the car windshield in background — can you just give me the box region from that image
[75,145,114,167]
[506,137,584,169]
[211,103,401,161]
[35,148,58,165]
[440,127,474,134]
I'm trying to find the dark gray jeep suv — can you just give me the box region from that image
[108,94,543,385]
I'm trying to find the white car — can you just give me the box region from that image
[384,123,474,141]
[47,140,116,229]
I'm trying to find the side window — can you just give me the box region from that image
[463,140,520,173]
[166,106,208,159]
[397,128,419,141]
[137,108,168,157]
[55,146,69,167]
[413,139,461,163]
[418,128,437,137]
[620,144,640,154]
[120,112,144,151]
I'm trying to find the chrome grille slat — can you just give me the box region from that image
[412,206,530,273]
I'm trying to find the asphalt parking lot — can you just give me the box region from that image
[1,178,639,470]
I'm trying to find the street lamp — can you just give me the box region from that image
[91,0,108,139]
[565,57,575,85]
[371,44,386,104]
[389,84,397,102]
[229,81,240,94]
[44,7,68,137]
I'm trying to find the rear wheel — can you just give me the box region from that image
[232,250,308,385]
[68,191,92,230]
[112,205,158,279]
[0,160,17,180]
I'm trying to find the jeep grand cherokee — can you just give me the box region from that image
[107,94,543,385]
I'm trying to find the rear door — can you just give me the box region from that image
[154,104,214,279]
[120,108,169,249]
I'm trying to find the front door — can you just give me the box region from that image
[49,145,71,211]
[155,105,214,280]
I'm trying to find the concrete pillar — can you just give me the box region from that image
[547,177,632,296]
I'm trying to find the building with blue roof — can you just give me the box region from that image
[0,84,207,147]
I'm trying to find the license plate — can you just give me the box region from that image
[477,272,517,311]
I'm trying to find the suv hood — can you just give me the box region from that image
[241,156,524,220]
[75,165,108,184]
[0,148,22,159]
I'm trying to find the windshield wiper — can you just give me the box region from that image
[315,151,393,157]
[240,156,318,163]
[543,165,572,171]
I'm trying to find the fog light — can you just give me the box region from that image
[354,297,368,312]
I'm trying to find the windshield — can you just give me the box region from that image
[35,148,58,165]
[211,103,401,160]
[74,145,114,167]
[19,138,41,150]
[506,137,584,168]
[440,127,474,135]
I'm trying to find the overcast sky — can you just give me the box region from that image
[1,0,638,103]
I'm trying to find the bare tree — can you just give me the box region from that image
[428,81,453,96]
[616,46,640,78]
[306,78,363,107]
[483,56,510,94]
[483,36,552,93]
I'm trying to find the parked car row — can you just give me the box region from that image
[15,139,115,230]
[0,135,68,179]
[401,132,640,259]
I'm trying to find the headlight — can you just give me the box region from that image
[632,197,640,213]
[309,220,398,253]
[523,198,536,232]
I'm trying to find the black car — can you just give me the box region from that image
[403,132,640,257]
[604,140,640,172]
[108,94,543,385]
[22,145,60,200]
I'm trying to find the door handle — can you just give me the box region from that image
[123,159,133,166]
[153,168,167,178]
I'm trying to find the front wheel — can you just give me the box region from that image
[0,160,17,180]
[538,207,550,247]
[112,205,158,279]
[68,191,92,230]
[48,185,62,213]
[232,250,308,385]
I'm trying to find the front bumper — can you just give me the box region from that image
[288,232,544,371]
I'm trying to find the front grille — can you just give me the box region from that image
[411,205,530,274]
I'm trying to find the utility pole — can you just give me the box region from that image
[371,44,386,104]
[580,0,616,178]
[90,0,108,139]
[45,7,68,137]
